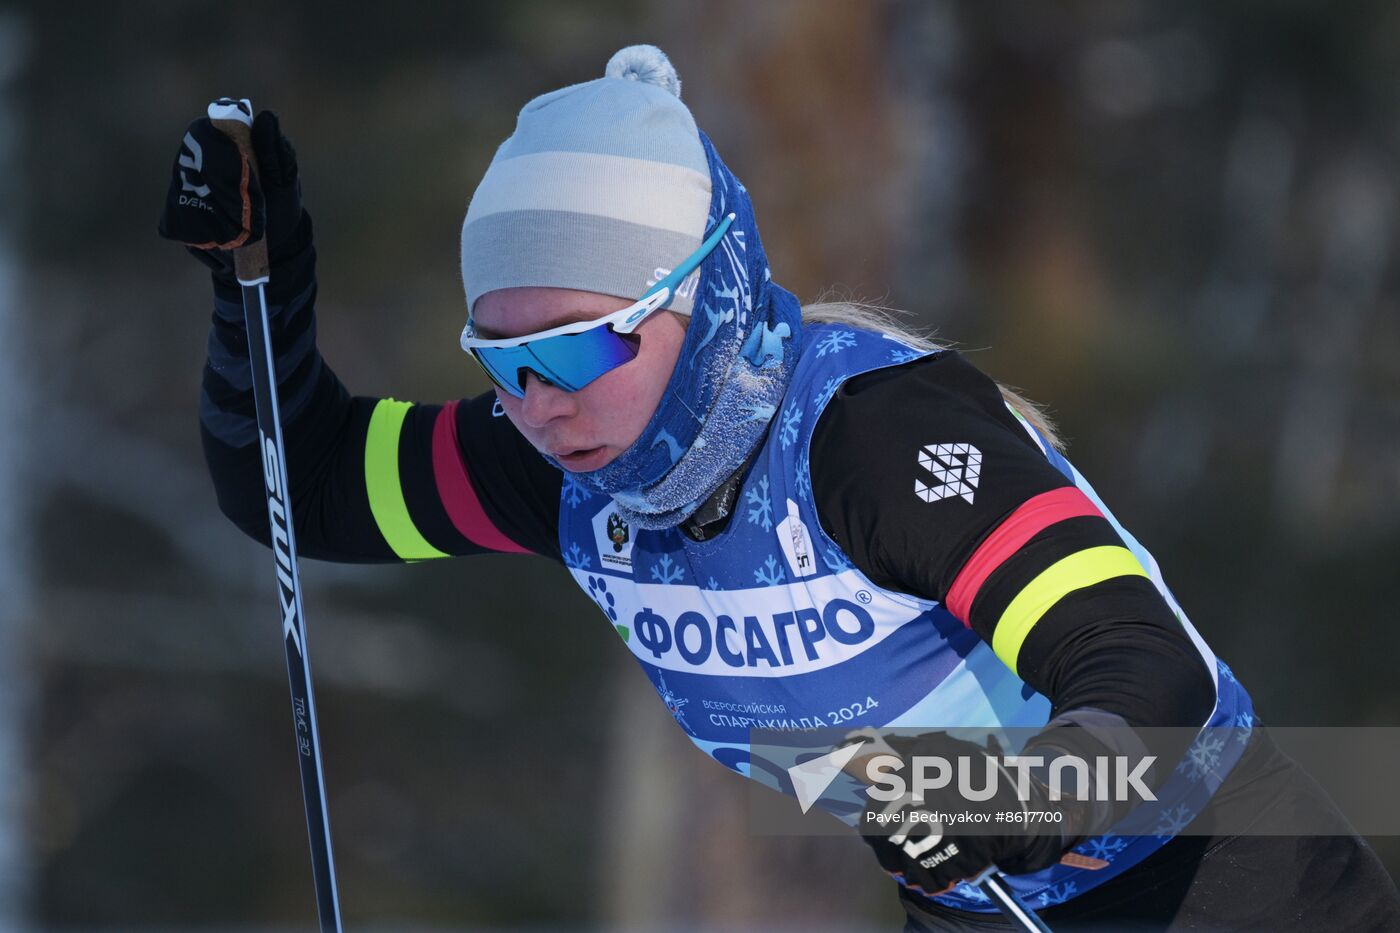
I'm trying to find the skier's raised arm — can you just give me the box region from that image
[159,110,562,563]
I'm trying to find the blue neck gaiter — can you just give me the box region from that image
[544,132,801,529]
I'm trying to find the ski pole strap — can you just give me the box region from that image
[208,97,270,285]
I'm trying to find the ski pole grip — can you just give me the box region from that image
[207,97,269,283]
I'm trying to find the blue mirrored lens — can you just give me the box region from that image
[471,326,640,398]
[474,347,528,397]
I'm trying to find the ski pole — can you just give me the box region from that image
[209,97,344,933]
[976,870,1052,933]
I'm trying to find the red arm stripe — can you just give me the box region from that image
[945,486,1101,624]
[431,401,533,554]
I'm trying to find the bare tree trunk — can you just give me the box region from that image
[0,10,35,930]
[665,0,905,302]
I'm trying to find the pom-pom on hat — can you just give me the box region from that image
[460,44,710,315]
[605,43,682,96]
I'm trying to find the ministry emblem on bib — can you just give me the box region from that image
[592,507,635,571]
[915,443,981,504]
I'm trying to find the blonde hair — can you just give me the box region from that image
[800,301,1064,451]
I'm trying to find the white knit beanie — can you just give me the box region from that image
[460,45,711,316]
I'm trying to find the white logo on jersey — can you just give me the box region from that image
[777,498,817,578]
[915,443,981,504]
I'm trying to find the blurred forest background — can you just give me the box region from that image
[1,0,1398,929]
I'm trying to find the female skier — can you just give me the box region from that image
[160,46,1399,931]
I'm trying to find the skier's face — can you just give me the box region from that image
[471,287,687,472]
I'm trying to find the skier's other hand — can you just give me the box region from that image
[856,731,1070,899]
[158,108,310,285]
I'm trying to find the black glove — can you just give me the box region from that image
[856,730,1074,898]
[158,103,310,289]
